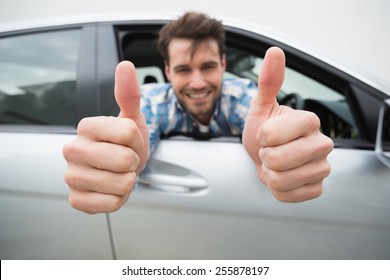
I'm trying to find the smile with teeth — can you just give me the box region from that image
[186,90,211,99]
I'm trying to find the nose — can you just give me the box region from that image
[189,70,207,89]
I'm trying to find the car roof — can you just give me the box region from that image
[1,12,389,97]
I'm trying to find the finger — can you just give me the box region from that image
[64,139,140,173]
[69,188,130,214]
[76,116,144,151]
[256,46,285,107]
[115,61,143,121]
[259,132,333,171]
[65,165,137,196]
[262,158,331,192]
[257,110,320,147]
[267,180,324,203]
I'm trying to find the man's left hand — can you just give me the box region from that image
[242,47,334,202]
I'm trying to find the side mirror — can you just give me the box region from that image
[375,99,390,167]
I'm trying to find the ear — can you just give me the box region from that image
[164,61,171,81]
[221,54,227,71]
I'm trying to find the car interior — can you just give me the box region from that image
[119,29,359,143]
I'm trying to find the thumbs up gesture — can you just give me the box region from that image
[63,61,149,214]
[242,47,334,202]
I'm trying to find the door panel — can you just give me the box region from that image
[0,133,113,259]
[111,139,390,259]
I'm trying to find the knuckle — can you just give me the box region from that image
[315,134,334,157]
[259,123,276,144]
[262,148,283,170]
[121,120,138,141]
[272,191,289,203]
[266,173,284,191]
[108,196,127,213]
[68,192,93,214]
[305,111,321,131]
[62,142,73,161]
[320,160,332,178]
[68,194,80,209]
[307,184,324,200]
[119,150,140,172]
[115,172,137,195]
[64,167,91,191]
[62,140,84,161]
[64,168,79,188]
[77,117,94,135]
[324,136,334,153]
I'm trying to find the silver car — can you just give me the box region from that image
[1,15,389,260]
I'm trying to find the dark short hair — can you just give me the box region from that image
[157,12,225,63]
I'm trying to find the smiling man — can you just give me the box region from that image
[142,13,256,151]
[166,38,223,124]
[63,12,333,214]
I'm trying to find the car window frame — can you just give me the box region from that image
[0,23,100,134]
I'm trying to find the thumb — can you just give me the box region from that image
[256,47,285,107]
[243,47,286,164]
[114,61,143,120]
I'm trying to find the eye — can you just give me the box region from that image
[174,66,191,74]
[202,62,218,71]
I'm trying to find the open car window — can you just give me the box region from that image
[225,45,358,141]
[117,27,359,144]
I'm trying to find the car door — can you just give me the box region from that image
[0,24,114,259]
[101,22,390,259]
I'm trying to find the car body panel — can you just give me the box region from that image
[0,132,112,259]
[111,139,390,259]
[1,132,389,259]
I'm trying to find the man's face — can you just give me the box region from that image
[165,38,226,125]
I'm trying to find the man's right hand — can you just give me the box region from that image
[63,61,149,214]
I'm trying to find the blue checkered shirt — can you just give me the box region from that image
[141,78,257,152]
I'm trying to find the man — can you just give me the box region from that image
[63,12,333,214]
[143,12,256,152]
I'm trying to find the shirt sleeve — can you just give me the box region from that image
[141,95,160,155]
[229,79,258,132]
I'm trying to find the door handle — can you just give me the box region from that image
[137,159,208,194]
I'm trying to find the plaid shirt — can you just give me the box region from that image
[141,78,257,152]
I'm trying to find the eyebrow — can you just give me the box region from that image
[172,64,190,72]
[201,61,219,68]
[173,60,219,72]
